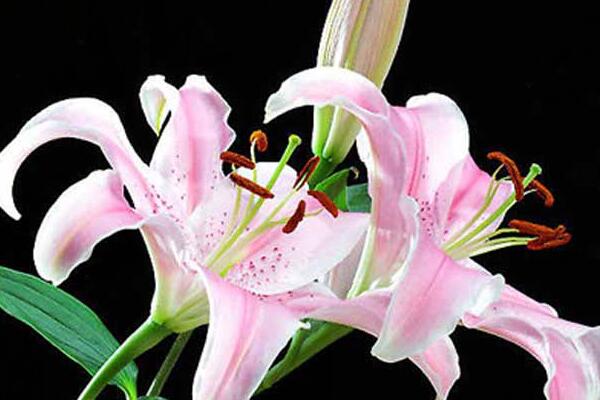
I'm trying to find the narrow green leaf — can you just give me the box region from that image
[314,168,354,211]
[346,183,371,212]
[0,266,138,397]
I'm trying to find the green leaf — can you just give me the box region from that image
[346,183,372,212]
[0,266,138,397]
[314,168,354,211]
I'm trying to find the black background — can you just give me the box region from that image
[1,1,600,399]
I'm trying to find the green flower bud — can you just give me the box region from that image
[311,0,410,184]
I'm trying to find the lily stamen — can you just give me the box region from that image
[487,151,525,200]
[527,233,572,250]
[229,173,274,199]
[220,151,256,169]
[443,162,548,259]
[508,219,559,237]
[528,179,555,207]
[307,189,339,218]
[293,156,320,189]
[282,200,306,234]
[250,130,269,152]
[508,219,571,250]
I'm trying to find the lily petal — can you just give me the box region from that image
[151,75,235,214]
[463,284,600,400]
[0,98,154,220]
[192,268,303,400]
[372,233,504,362]
[401,93,469,205]
[225,206,368,295]
[265,66,418,286]
[139,75,180,135]
[410,336,460,400]
[34,170,143,285]
[439,156,512,242]
[290,285,460,400]
[141,215,209,333]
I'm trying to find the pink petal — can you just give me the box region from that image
[372,233,504,362]
[400,93,469,206]
[189,163,328,264]
[410,337,460,400]
[0,98,155,219]
[437,156,512,242]
[139,75,180,134]
[265,66,418,285]
[234,162,305,220]
[323,235,365,298]
[288,286,460,399]
[151,75,235,214]
[33,170,143,285]
[192,268,303,400]
[463,285,600,400]
[225,207,368,295]
[398,94,512,243]
[141,216,209,332]
[201,161,369,295]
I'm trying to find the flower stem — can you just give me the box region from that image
[146,331,194,397]
[77,318,171,400]
[256,321,352,395]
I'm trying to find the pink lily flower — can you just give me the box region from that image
[0,75,371,398]
[265,66,600,400]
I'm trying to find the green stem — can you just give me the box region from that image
[256,322,352,395]
[78,319,171,400]
[146,331,194,397]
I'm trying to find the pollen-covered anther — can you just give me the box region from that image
[250,130,269,152]
[508,219,557,237]
[220,151,256,169]
[527,232,572,251]
[282,200,306,234]
[508,219,571,250]
[487,151,525,200]
[307,190,339,218]
[528,179,555,207]
[293,156,320,189]
[229,173,274,199]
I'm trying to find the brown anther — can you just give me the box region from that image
[527,232,572,251]
[229,173,274,199]
[307,190,339,218]
[250,130,269,152]
[487,151,525,200]
[508,219,557,237]
[282,200,306,234]
[220,151,256,169]
[293,156,320,189]
[528,179,555,208]
[509,219,571,251]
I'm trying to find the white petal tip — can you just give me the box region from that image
[144,75,166,83]
[0,203,22,221]
[263,94,288,124]
[370,345,403,363]
[183,75,210,90]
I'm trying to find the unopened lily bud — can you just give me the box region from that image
[311,0,410,184]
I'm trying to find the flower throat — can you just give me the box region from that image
[204,130,338,276]
[442,151,571,260]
